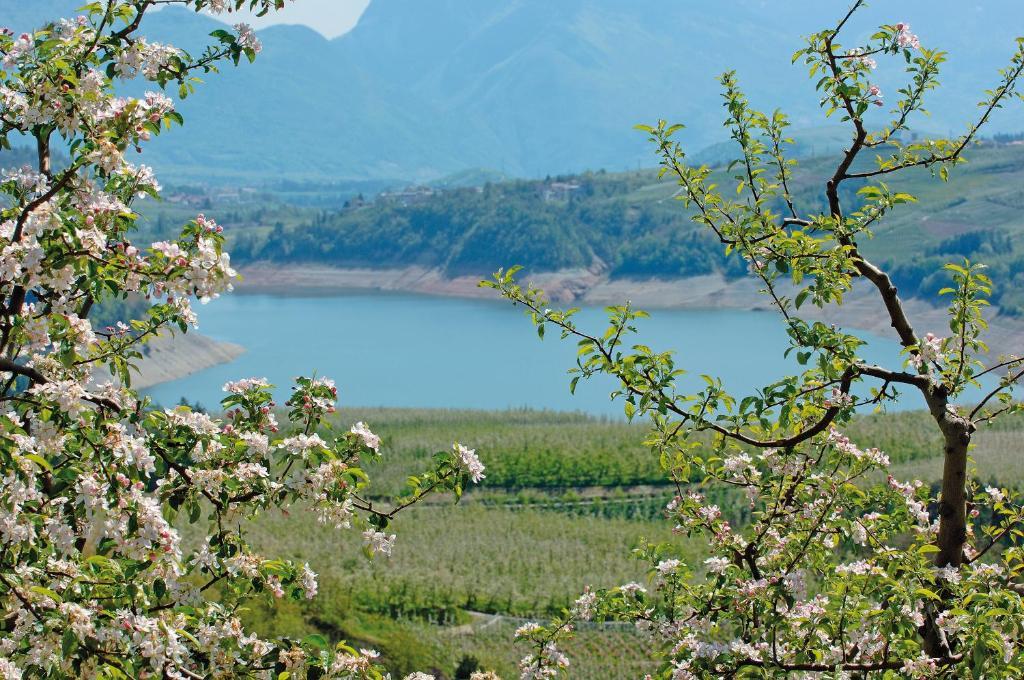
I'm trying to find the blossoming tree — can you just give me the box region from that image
[488,4,1024,677]
[0,2,486,678]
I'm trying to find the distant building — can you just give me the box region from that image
[166,192,207,207]
[343,193,368,210]
[213,190,241,203]
[541,181,581,203]
[379,185,436,207]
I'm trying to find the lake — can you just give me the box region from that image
[144,293,973,417]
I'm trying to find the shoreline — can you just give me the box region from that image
[233,264,770,311]
[129,331,246,391]
[234,263,1024,359]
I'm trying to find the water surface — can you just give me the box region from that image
[144,293,968,417]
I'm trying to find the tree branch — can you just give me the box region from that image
[0,357,121,412]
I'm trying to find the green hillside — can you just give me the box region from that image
[224,141,1024,314]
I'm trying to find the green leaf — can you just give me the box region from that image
[62,629,78,657]
[23,453,52,471]
[302,634,329,652]
[30,586,62,603]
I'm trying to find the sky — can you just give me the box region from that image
[206,0,370,39]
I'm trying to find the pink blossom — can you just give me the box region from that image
[895,22,921,50]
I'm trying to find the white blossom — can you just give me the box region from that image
[362,529,396,558]
[350,421,381,452]
[455,444,486,483]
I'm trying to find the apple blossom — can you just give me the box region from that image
[456,443,486,482]
[362,529,397,558]
[350,420,381,452]
[233,23,262,54]
[895,22,922,50]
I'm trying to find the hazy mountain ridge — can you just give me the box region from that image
[3,1,1022,182]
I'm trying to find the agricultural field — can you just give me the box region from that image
[230,407,1024,678]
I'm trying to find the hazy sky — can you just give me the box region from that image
[208,0,371,39]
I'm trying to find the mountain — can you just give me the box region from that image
[4,1,1023,182]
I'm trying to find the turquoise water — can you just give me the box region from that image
[143,293,971,417]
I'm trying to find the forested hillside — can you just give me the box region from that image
[230,172,745,279]
[227,142,1024,314]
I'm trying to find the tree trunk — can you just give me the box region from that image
[35,128,50,177]
[935,427,970,568]
[922,395,974,657]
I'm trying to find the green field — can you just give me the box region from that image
[229,407,1024,678]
